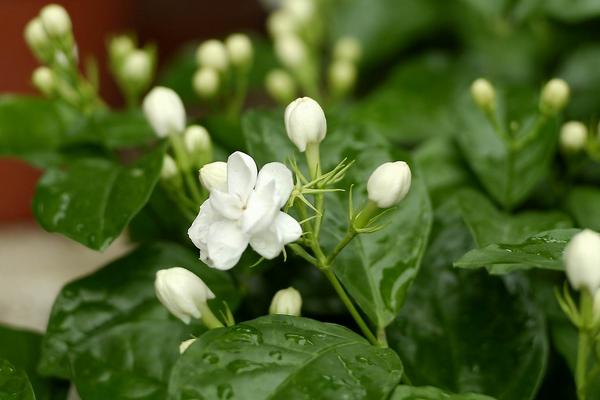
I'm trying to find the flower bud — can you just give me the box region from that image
[109,35,135,62]
[142,86,186,137]
[282,0,315,24]
[155,267,215,324]
[275,35,306,69]
[39,4,72,38]
[333,37,362,63]
[196,40,228,71]
[564,229,600,295]
[179,338,196,354]
[328,60,356,96]
[225,34,253,67]
[267,10,296,38]
[32,66,55,96]
[193,67,220,98]
[560,121,587,153]
[265,69,296,104]
[540,78,569,114]
[470,78,495,112]
[367,161,412,208]
[184,125,212,167]
[121,50,152,89]
[161,155,178,180]
[199,161,227,192]
[24,18,50,60]
[284,97,326,152]
[269,287,302,316]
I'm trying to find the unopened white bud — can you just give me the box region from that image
[121,50,152,88]
[161,155,178,180]
[199,161,227,192]
[142,87,186,137]
[540,78,570,114]
[24,18,50,58]
[564,229,600,295]
[269,287,302,316]
[367,161,412,208]
[284,97,326,152]
[560,121,587,153]
[225,34,253,67]
[282,0,315,24]
[196,40,228,71]
[266,69,296,104]
[179,338,196,354]
[275,35,306,69]
[267,10,296,38]
[193,67,220,98]
[109,35,135,62]
[470,78,495,112]
[32,67,55,96]
[333,37,362,63]
[328,60,357,96]
[184,125,211,154]
[155,267,215,324]
[39,4,72,38]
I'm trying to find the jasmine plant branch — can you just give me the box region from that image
[169,134,203,205]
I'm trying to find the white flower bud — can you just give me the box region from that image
[225,34,253,67]
[161,155,178,180]
[199,161,227,192]
[179,338,196,354]
[564,229,600,295]
[155,267,215,324]
[196,40,228,71]
[109,35,135,61]
[184,125,211,153]
[143,87,186,138]
[367,161,412,208]
[193,67,220,98]
[540,78,570,114]
[39,4,72,38]
[328,60,357,95]
[284,97,327,152]
[333,37,362,63]
[275,35,306,69]
[121,50,152,88]
[267,10,296,38]
[265,69,296,104]
[560,121,587,153]
[24,18,50,58]
[269,287,302,316]
[470,78,495,112]
[32,66,55,96]
[282,0,315,24]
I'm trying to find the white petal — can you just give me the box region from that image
[206,220,249,270]
[209,189,244,220]
[187,200,218,250]
[249,227,284,259]
[256,162,294,208]
[241,180,279,234]
[227,151,257,204]
[273,212,302,244]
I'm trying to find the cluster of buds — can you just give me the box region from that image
[328,37,361,99]
[24,4,101,112]
[108,35,156,107]
[193,34,253,102]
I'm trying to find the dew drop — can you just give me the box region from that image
[284,333,313,345]
[217,383,234,400]
[268,350,282,360]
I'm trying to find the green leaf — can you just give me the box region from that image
[543,0,600,21]
[0,96,83,167]
[558,45,600,119]
[456,189,572,247]
[39,242,239,379]
[0,359,35,400]
[391,385,495,400]
[80,109,155,149]
[243,108,295,166]
[454,229,579,274]
[33,144,166,250]
[388,201,548,400]
[168,315,403,400]
[564,186,600,231]
[456,92,560,210]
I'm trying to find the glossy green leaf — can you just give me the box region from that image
[33,144,166,250]
[456,189,572,247]
[168,315,403,400]
[0,359,35,400]
[454,229,579,274]
[456,92,560,210]
[388,201,548,400]
[80,109,155,149]
[565,186,600,231]
[391,385,495,400]
[39,242,239,379]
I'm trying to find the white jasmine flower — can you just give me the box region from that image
[32,67,55,96]
[284,97,326,152]
[269,287,302,316]
[188,152,302,270]
[367,161,412,208]
[196,40,228,71]
[121,50,152,88]
[155,267,215,324]
[540,78,569,114]
[199,162,227,192]
[560,121,587,153]
[143,87,186,137]
[470,78,495,111]
[39,4,72,37]
[184,125,211,153]
[193,67,220,98]
[24,18,49,54]
[564,229,600,295]
[179,338,196,354]
[225,34,253,66]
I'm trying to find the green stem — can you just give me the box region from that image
[326,230,356,265]
[305,143,324,240]
[198,302,224,329]
[226,67,249,119]
[169,134,203,205]
[376,326,388,347]
[576,329,589,400]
